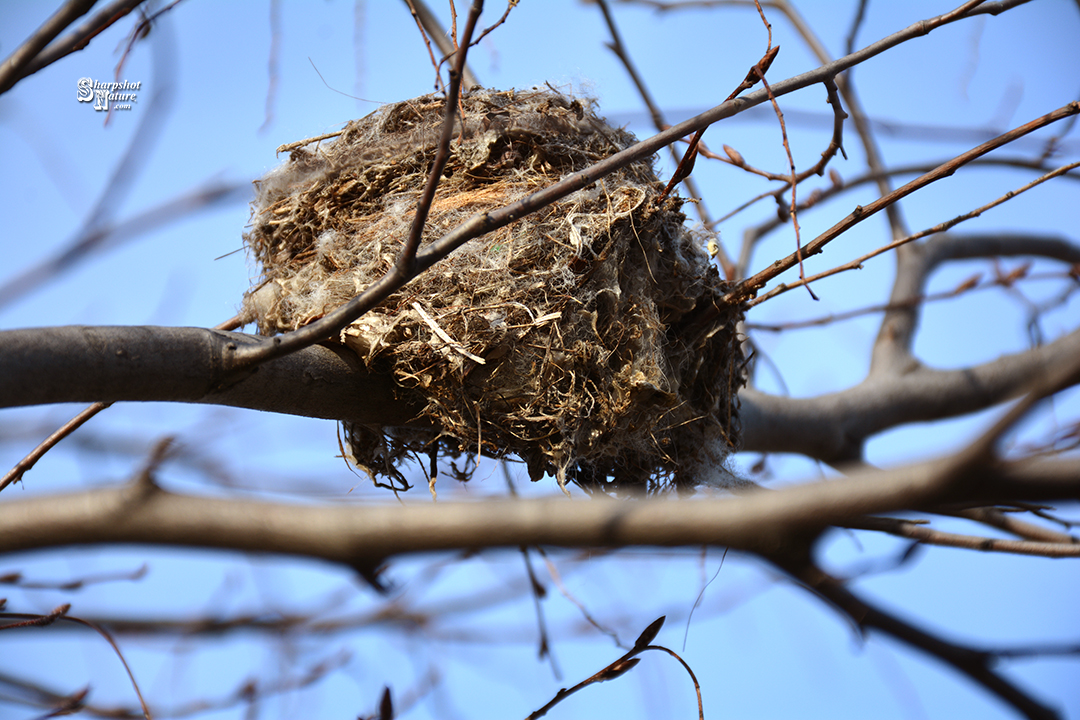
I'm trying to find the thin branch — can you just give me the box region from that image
[746,267,1079,332]
[659,43,781,201]
[527,617,703,720]
[851,516,1080,558]
[595,0,734,279]
[730,102,1080,305]
[953,507,1079,545]
[398,0,484,276]
[0,606,152,719]
[725,155,1080,247]
[748,161,1080,307]
[466,0,518,50]
[403,0,481,90]
[0,402,111,493]
[3,0,149,89]
[0,0,97,95]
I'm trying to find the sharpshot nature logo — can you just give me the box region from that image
[77,77,141,112]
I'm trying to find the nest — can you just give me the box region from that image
[243,87,746,493]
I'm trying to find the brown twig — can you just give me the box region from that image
[659,44,780,201]
[850,516,1080,558]
[952,506,1079,544]
[0,0,148,92]
[0,606,152,719]
[527,616,703,720]
[0,0,98,95]
[0,403,112,493]
[538,547,623,647]
[0,564,148,592]
[747,160,1080,306]
[398,0,484,276]
[594,0,735,279]
[729,102,1080,305]
[730,154,1077,255]
[404,0,482,91]
[745,267,1079,332]
[403,0,449,92]
[466,0,518,50]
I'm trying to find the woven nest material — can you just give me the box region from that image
[243,87,746,493]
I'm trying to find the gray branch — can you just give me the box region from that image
[0,326,419,426]
[3,323,1079,463]
[871,232,1080,376]
[742,325,1080,462]
[1,454,1076,564]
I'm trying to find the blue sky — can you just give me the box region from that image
[2,1,1079,719]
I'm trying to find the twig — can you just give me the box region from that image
[850,516,1080,558]
[729,102,1080,305]
[745,267,1078,331]
[1,0,148,90]
[538,548,623,646]
[277,129,344,154]
[403,0,448,93]
[467,0,518,50]
[0,403,112,493]
[0,564,148,591]
[527,616,703,720]
[747,160,1080,306]
[659,44,780,201]
[259,0,282,133]
[953,506,1078,544]
[0,606,152,719]
[521,546,561,679]
[748,20,819,299]
[0,0,97,95]
[726,154,1078,247]
[771,0,915,240]
[404,0,481,90]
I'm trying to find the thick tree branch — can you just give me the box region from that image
[0,326,419,426]
[740,326,1080,462]
[402,0,481,90]
[2,0,149,90]
[2,454,1076,565]
[4,324,1078,466]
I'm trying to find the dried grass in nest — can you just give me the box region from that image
[243,87,746,494]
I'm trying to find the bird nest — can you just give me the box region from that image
[243,87,745,494]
